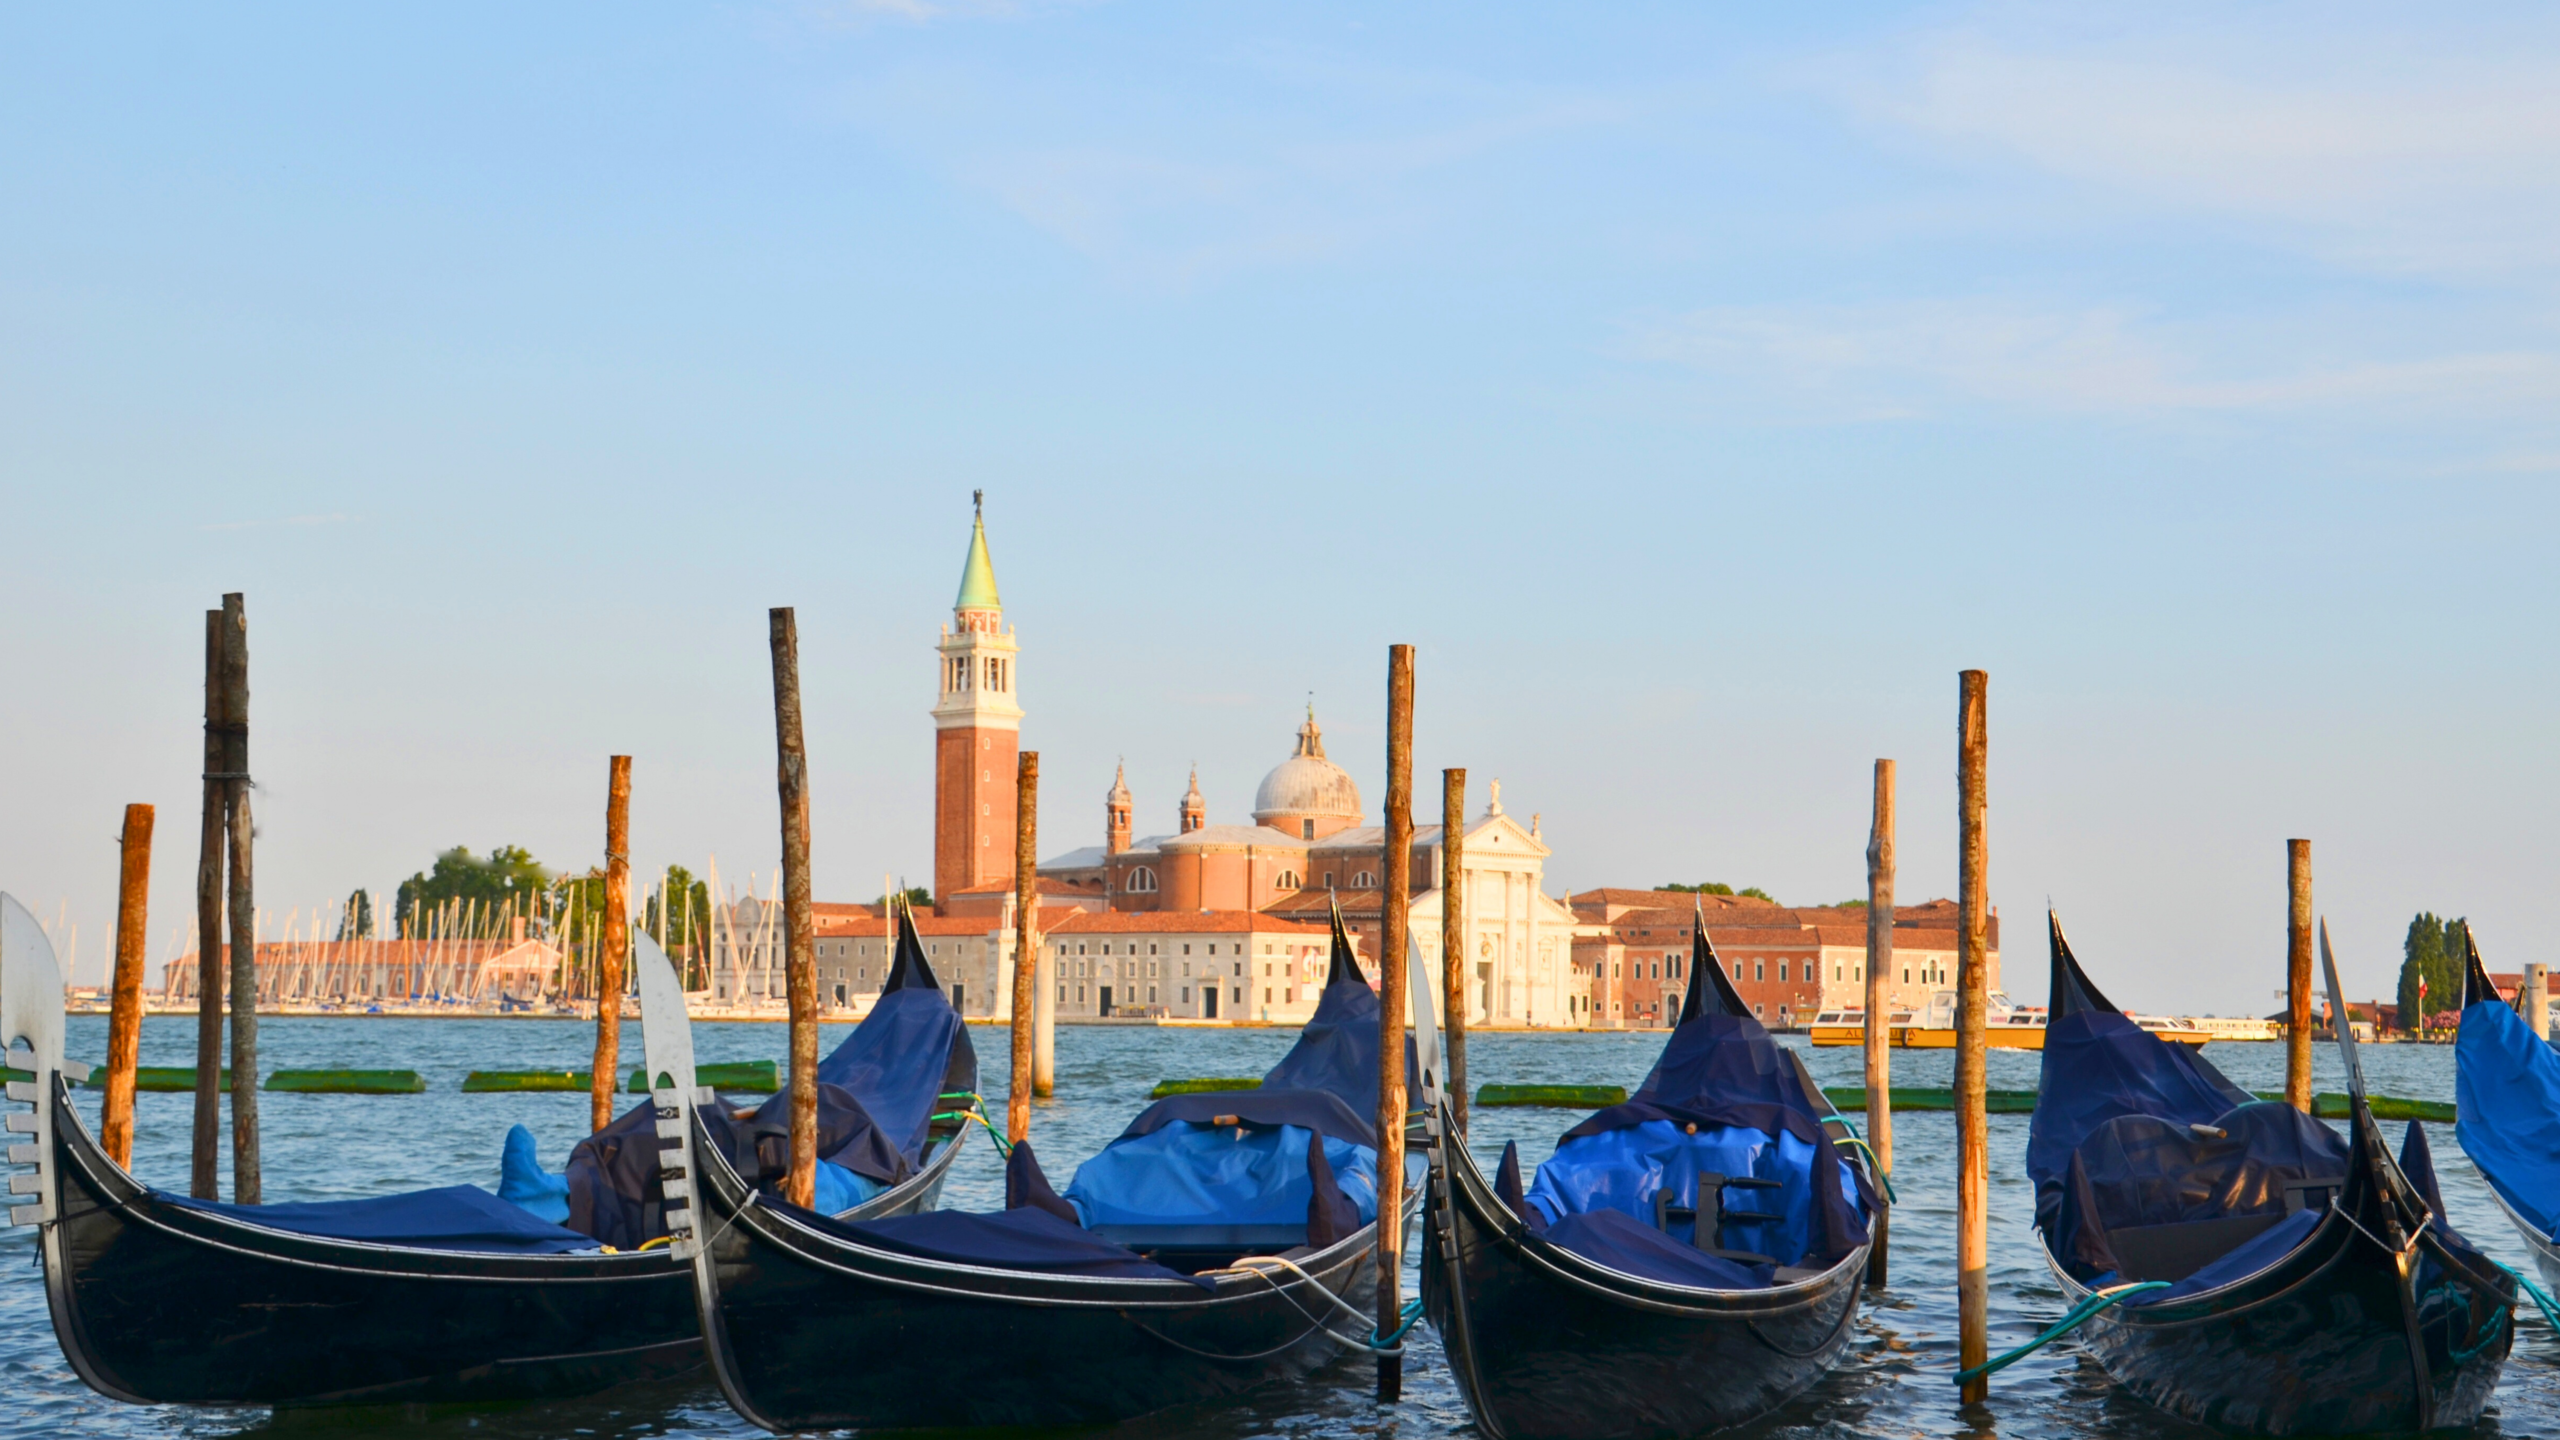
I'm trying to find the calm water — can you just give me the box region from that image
[2,1018,2549,1439]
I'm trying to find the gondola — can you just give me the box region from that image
[2453,931,2560,1291]
[2030,911,2511,1434]
[6,894,969,1407]
[1421,912,1883,1440]
[686,900,1424,1433]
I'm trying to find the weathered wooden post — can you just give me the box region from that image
[770,607,819,1208]
[1441,767,1468,1136]
[589,756,632,1133]
[2528,964,2550,1042]
[220,593,260,1203]
[1955,670,1990,1405]
[102,803,154,1168]
[1377,644,1414,1402]
[2286,840,2314,1110]
[191,609,224,1199]
[1009,751,1040,1143]
[1863,758,1894,1284]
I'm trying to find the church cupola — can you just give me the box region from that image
[1106,761,1133,856]
[1180,766,1206,834]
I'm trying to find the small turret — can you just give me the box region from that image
[1180,766,1207,834]
[1105,761,1133,857]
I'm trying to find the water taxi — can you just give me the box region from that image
[1809,989,2212,1048]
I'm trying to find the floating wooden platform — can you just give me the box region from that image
[1475,1083,1629,1108]
[265,1069,426,1094]
[1148,1077,1264,1099]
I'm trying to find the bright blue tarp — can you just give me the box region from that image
[170,1184,598,1254]
[497,1123,570,1224]
[1066,1121,1377,1231]
[2457,995,2560,1236]
[1525,1119,1843,1270]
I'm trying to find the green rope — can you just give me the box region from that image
[2451,1302,2508,1364]
[1817,1113,1897,1204]
[1370,1297,1425,1349]
[1954,1282,2170,1387]
[2496,1260,2560,1333]
[926,1097,1014,1158]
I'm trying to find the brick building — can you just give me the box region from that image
[1568,891,2001,1029]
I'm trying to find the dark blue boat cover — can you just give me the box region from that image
[2045,1101,2349,1283]
[2026,1008,2254,1224]
[2456,994,2560,1237]
[813,1204,1215,1289]
[814,907,978,1161]
[1256,904,1417,1119]
[1518,935,1872,1285]
[169,1185,599,1254]
[1543,1206,1773,1290]
[1112,1087,1379,1151]
[561,906,972,1247]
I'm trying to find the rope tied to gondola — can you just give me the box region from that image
[927,1092,1013,1158]
[1816,1113,1897,1204]
[1951,1281,2171,1387]
[1209,1255,1424,1355]
[2496,1260,2560,1334]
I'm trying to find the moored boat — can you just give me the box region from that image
[685,900,1423,1433]
[6,896,967,1407]
[2028,911,2511,1434]
[2453,932,2560,1292]
[1424,912,1882,1440]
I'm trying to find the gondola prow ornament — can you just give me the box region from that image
[2,893,89,1228]
[633,930,707,1260]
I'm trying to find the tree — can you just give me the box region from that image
[644,865,713,974]
[875,885,931,911]
[394,845,552,937]
[1653,882,1775,902]
[336,889,374,940]
[2397,912,2466,1037]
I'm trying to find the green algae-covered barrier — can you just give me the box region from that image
[1475,1083,1629,1109]
[266,1069,426,1094]
[1149,1077,1264,1099]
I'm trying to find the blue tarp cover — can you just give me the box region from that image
[816,984,974,1162]
[1066,1120,1378,1231]
[1525,1119,1844,1271]
[1542,1206,1773,1289]
[817,1205,1215,1289]
[2457,996,2560,1237]
[2027,1009,2253,1227]
[1113,1087,1379,1151]
[498,1123,570,1224]
[2046,1101,2349,1282]
[169,1184,599,1254]
[1513,1004,1869,1289]
[1257,919,1417,1119]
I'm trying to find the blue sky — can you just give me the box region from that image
[4,3,2554,1011]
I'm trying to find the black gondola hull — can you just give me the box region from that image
[692,1125,1383,1432]
[1424,1131,1867,1440]
[2046,1213,2508,1432]
[40,1082,956,1406]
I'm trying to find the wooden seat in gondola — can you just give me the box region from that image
[1651,1173,1783,1267]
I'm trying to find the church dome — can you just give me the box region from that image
[1252,709,1362,830]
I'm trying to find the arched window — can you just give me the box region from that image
[1124,867,1159,893]
[1275,870,1300,890]
[1352,870,1376,889]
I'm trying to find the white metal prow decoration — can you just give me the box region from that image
[2,893,89,1228]
[1408,928,1443,1117]
[633,930,707,1259]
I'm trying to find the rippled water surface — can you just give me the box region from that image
[3,1017,2548,1439]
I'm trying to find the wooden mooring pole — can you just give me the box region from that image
[2286,840,2314,1111]
[770,607,819,1209]
[590,756,632,1134]
[1863,758,1894,1285]
[1955,670,1990,1405]
[1376,644,1414,1402]
[221,594,260,1204]
[1009,751,1040,1144]
[1441,767,1468,1138]
[191,609,224,1199]
[102,804,154,1169]
[2529,964,2551,1042]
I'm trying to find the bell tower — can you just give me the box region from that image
[1105,762,1133,856]
[933,492,1023,908]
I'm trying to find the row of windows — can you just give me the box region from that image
[1109,866,1368,891]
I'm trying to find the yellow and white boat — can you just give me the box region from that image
[1809,990,2212,1048]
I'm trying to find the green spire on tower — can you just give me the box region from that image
[955,490,1001,612]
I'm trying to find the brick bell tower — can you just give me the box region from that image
[932,492,1022,909]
